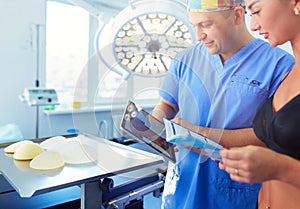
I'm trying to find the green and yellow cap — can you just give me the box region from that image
[187,0,245,12]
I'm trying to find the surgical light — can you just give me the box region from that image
[95,0,196,78]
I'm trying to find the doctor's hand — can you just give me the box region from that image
[219,145,280,183]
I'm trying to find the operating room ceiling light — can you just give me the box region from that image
[114,13,193,76]
[96,0,196,78]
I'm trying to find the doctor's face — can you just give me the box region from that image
[245,0,296,47]
[188,10,236,55]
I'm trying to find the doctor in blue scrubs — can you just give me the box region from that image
[152,0,295,208]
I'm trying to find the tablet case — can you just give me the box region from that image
[120,101,176,163]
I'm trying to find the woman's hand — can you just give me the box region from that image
[219,145,279,183]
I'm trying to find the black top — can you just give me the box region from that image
[253,94,300,160]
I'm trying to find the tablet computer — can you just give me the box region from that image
[120,101,176,163]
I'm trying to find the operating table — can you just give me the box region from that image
[0,134,168,209]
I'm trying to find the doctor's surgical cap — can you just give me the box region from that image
[187,0,245,12]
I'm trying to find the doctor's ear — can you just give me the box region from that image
[233,6,245,24]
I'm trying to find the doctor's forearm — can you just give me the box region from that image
[152,99,178,122]
[171,118,264,147]
[197,127,265,147]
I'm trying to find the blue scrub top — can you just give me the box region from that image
[160,39,295,209]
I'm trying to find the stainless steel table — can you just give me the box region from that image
[0,134,164,209]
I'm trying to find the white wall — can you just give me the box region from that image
[0,0,46,138]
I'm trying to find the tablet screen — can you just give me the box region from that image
[120,101,176,163]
